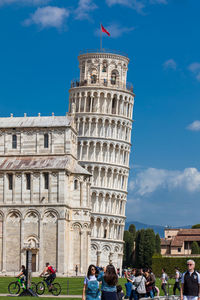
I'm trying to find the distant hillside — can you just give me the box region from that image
[125,221,191,238]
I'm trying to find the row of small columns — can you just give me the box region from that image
[91,193,126,215]
[91,218,124,241]
[78,141,130,167]
[83,165,129,191]
[70,94,133,119]
[76,118,132,143]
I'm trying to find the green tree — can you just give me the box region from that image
[134,228,158,267]
[143,229,156,267]
[129,224,136,240]
[123,230,134,267]
[191,241,200,254]
[135,229,145,267]
[129,224,136,265]
[155,233,161,254]
[192,224,200,229]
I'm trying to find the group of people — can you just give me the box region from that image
[16,258,200,300]
[82,259,200,300]
[82,264,124,300]
[125,268,157,299]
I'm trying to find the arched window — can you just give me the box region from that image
[8,174,13,190]
[74,179,78,190]
[26,173,31,190]
[112,97,117,114]
[111,71,117,85]
[102,61,107,72]
[12,134,17,149]
[44,173,49,189]
[91,74,97,84]
[44,133,49,148]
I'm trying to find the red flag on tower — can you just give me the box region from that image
[101,24,110,36]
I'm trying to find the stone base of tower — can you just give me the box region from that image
[91,238,123,270]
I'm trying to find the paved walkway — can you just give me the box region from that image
[0,293,82,298]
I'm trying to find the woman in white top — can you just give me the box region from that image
[82,265,100,300]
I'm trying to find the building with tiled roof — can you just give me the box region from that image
[161,228,200,256]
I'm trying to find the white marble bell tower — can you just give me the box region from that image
[69,50,134,269]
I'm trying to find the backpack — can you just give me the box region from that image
[87,280,99,296]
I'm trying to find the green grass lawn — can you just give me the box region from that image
[0,276,179,297]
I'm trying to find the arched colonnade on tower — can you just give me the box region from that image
[70,91,134,119]
[82,164,129,192]
[90,216,125,241]
[78,140,130,167]
[76,117,132,143]
[91,190,126,215]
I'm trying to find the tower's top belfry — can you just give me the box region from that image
[71,50,133,95]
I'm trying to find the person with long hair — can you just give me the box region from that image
[82,265,100,300]
[132,269,146,299]
[97,264,118,300]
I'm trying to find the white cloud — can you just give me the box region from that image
[129,167,200,196]
[23,6,70,29]
[149,0,167,4]
[188,62,200,82]
[106,0,167,13]
[95,23,135,38]
[74,0,97,20]
[105,0,145,14]
[163,59,177,70]
[0,0,50,5]
[187,120,200,131]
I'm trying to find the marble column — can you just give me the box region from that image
[80,231,84,273]
[38,218,43,271]
[79,142,83,160]
[20,218,25,266]
[57,218,66,273]
[97,251,101,266]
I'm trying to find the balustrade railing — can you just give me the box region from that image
[79,49,129,58]
[70,79,133,93]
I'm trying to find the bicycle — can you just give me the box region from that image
[8,277,37,294]
[36,276,61,296]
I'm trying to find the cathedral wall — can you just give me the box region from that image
[0,127,77,158]
[6,212,21,271]
[43,211,57,268]
[0,113,91,275]
[24,211,39,242]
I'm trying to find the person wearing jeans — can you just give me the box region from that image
[161,268,168,296]
[144,269,155,299]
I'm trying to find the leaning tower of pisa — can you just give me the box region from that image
[69,49,134,269]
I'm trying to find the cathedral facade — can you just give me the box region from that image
[0,50,134,275]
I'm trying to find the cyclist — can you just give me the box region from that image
[16,265,27,289]
[40,262,56,291]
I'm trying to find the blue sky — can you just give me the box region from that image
[0,0,200,226]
